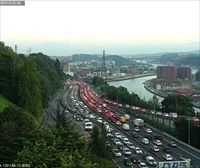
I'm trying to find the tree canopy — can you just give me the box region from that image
[161,95,194,116]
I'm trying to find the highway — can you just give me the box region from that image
[43,82,200,168]
[73,81,199,168]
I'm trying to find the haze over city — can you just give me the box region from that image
[1,1,199,55]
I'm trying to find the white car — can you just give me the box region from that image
[146,156,157,166]
[115,132,122,138]
[122,137,130,145]
[89,114,96,119]
[112,148,122,157]
[154,140,162,146]
[163,154,173,161]
[115,121,121,126]
[97,119,103,123]
[151,145,159,152]
[113,138,123,146]
[134,127,140,132]
[139,162,148,168]
[145,128,152,133]
[127,143,136,150]
[123,147,132,156]
[135,147,143,154]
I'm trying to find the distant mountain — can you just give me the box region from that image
[157,52,200,67]
[124,50,200,58]
[70,54,135,67]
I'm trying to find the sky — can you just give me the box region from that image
[1,0,199,56]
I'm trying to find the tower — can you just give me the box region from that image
[14,45,17,54]
[101,50,106,79]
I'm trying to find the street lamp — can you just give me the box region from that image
[188,109,191,145]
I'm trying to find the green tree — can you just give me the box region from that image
[0,105,37,163]
[161,95,194,116]
[15,127,97,168]
[15,58,42,115]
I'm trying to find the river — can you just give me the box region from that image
[108,68,200,112]
[108,75,159,101]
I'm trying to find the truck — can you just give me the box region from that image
[133,118,144,128]
[120,116,126,123]
[124,114,130,120]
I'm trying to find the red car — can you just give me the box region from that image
[163,147,172,154]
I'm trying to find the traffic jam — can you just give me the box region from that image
[67,81,193,168]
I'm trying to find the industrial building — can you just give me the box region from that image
[157,66,191,81]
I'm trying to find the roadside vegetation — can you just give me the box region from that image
[91,76,200,149]
[0,42,117,167]
[92,76,161,111]
[0,95,11,112]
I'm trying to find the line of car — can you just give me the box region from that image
[67,83,193,167]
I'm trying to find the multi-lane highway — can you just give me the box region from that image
[43,81,200,168]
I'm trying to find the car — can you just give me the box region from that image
[168,141,177,147]
[134,127,140,132]
[103,121,109,126]
[145,128,152,133]
[84,118,90,123]
[127,143,136,150]
[96,117,102,120]
[97,119,103,123]
[131,155,140,164]
[131,131,139,138]
[154,135,162,140]
[139,162,148,168]
[154,140,162,146]
[122,137,131,145]
[141,138,149,145]
[163,154,173,161]
[76,116,83,121]
[116,143,123,151]
[146,156,157,167]
[122,124,130,131]
[151,145,159,152]
[113,138,123,146]
[115,132,122,138]
[106,142,111,151]
[112,148,122,157]
[123,147,132,156]
[163,147,172,154]
[89,114,95,119]
[115,121,121,126]
[135,147,143,154]
[124,157,133,166]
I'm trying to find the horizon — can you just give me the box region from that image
[1,1,199,55]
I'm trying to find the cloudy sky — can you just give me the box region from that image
[1,1,199,55]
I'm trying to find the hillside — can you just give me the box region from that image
[0,95,11,112]
[158,52,200,66]
[71,54,135,66]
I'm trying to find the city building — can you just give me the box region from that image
[157,66,192,81]
[157,66,176,80]
[176,67,192,81]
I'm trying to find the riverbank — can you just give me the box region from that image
[144,79,200,109]
[107,73,156,82]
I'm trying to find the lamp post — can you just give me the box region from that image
[188,109,191,145]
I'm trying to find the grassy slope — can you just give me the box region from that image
[0,95,11,112]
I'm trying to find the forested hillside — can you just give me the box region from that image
[0,42,65,114]
[0,42,116,167]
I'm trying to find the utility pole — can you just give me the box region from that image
[188,110,191,145]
